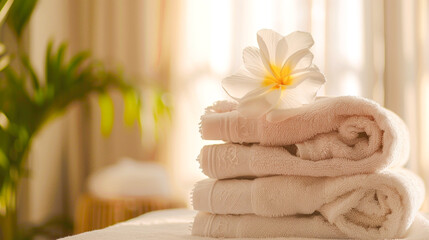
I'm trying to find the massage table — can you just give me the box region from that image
[61,209,429,239]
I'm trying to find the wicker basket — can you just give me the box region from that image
[74,194,185,233]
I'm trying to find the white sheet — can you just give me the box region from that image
[60,209,429,240]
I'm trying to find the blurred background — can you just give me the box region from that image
[0,0,428,239]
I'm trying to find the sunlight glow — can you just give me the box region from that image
[210,0,231,74]
[182,0,211,73]
[195,75,224,107]
[0,112,8,129]
[277,0,300,32]
[324,0,365,97]
[337,0,364,69]
[249,0,273,31]
[418,0,429,192]
[341,72,362,96]
[421,75,429,170]
[311,0,326,95]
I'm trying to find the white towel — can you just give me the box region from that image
[192,169,425,239]
[198,140,406,178]
[192,212,429,239]
[199,96,409,178]
[192,212,346,239]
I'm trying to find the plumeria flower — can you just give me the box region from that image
[222,29,326,121]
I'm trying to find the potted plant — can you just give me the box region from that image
[0,0,170,239]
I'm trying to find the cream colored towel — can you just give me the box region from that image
[192,212,346,239]
[200,97,409,176]
[193,212,429,239]
[192,169,424,239]
[198,140,405,178]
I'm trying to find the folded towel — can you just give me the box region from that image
[198,139,406,178]
[192,212,346,239]
[192,212,429,239]
[199,97,409,177]
[192,169,424,239]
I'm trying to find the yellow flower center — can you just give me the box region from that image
[262,63,294,90]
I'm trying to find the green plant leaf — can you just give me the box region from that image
[0,0,14,72]
[6,0,38,38]
[0,0,13,25]
[0,142,8,170]
[16,214,73,240]
[45,41,54,85]
[0,54,9,71]
[0,42,10,71]
[98,93,114,136]
[66,51,90,84]
[123,90,140,126]
[21,55,39,90]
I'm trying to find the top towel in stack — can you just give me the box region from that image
[199,96,409,179]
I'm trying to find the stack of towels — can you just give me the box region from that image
[191,96,425,239]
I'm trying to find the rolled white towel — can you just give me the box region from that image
[192,169,425,239]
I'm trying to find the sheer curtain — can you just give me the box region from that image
[22,0,429,227]
[168,0,429,211]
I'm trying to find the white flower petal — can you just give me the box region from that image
[243,47,267,77]
[275,37,288,67]
[307,64,320,71]
[224,30,325,120]
[278,89,304,109]
[285,31,314,60]
[267,81,321,122]
[288,70,326,89]
[222,67,262,99]
[289,64,320,75]
[284,49,314,71]
[257,29,283,66]
[266,108,304,122]
[280,77,323,107]
[240,84,276,101]
[237,85,281,118]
